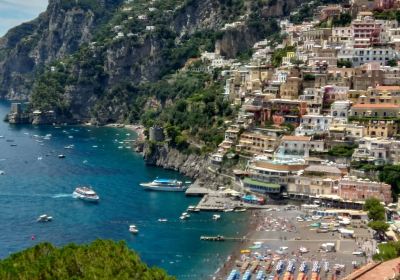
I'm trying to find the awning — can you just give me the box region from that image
[243,178,281,189]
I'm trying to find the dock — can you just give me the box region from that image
[185,180,217,197]
[200,235,226,241]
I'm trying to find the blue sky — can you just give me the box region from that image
[0,0,48,36]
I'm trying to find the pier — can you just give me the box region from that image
[185,181,217,197]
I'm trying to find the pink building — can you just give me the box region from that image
[338,177,392,203]
[351,18,382,48]
[375,0,395,10]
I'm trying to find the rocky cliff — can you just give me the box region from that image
[0,0,123,100]
[143,143,233,189]
[0,0,311,124]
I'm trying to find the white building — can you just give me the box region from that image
[338,47,397,67]
[331,100,351,121]
[295,115,333,136]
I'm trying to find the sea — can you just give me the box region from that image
[0,101,248,279]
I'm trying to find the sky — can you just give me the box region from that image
[0,0,48,36]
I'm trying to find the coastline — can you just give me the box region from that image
[103,123,146,141]
[211,210,263,280]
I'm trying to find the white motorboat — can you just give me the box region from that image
[0,170,5,175]
[224,208,234,212]
[64,145,74,149]
[58,154,66,159]
[129,225,138,234]
[234,208,247,212]
[158,218,168,222]
[37,214,53,222]
[72,186,99,202]
[187,206,200,212]
[140,178,188,192]
[212,214,221,220]
[180,212,190,220]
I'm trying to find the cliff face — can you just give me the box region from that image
[0,0,123,100]
[1,0,309,123]
[143,143,231,189]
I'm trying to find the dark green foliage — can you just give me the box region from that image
[271,46,296,67]
[140,71,234,150]
[327,144,357,158]
[364,197,386,221]
[0,240,174,280]
[331,13,352,27]
[387,59,398,67]
[368,220,389,232]
[379,165,400,197]
[337,59,352,68]
[374,241,400,261]
[374,10,400,23]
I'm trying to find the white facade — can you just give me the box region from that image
[338,47,397,67]
[331,100,351,120]
[295,115,333,136]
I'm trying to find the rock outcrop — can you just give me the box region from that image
[143,143,232,189]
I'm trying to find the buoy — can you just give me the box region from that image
[31,235,36,240]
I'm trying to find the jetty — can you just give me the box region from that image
[200,235,225,241]
[185,180,217,196]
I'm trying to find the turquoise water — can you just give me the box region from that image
[0,101,247,279]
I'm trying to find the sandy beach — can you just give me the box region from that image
[104,123,146,141]
[211,205,374,280]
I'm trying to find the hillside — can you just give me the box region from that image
[0,0,308,122]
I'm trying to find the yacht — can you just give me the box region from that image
[140,178,188,192]
[72,186,99,202]
[37,214,53,222]
[58,154,66,159]
[129,225,138,234]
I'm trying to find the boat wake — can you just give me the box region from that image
[52,193,73,198]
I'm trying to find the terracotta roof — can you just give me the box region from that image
[342,257,400,280]
[305,165,342,175]
[352,103,400,109]
[376,85,400,91]
[281,136,311,141]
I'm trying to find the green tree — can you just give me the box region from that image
[387,59,398,67]
[0,240,174,280]
[337,59,352,68]
[368,220,389,233]
[364,197,386,221]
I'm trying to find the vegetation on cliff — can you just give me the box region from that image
[0,240,174,280]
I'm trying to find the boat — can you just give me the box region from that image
[129,225,138,234]
[0,170,5,175]
[37,214,53,222]
[224,208,234,212]
[158,218,168,222]
[235,208,247,212]
[58,154,66,158]
[72,186,99,202]
[64,145,74,149]
[140,178,188,192]
[212,214,221,220]
[180,212,190,220]
[187,205,200,212]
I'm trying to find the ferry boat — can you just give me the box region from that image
[72,186,99,202]
[140,178,188,192]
